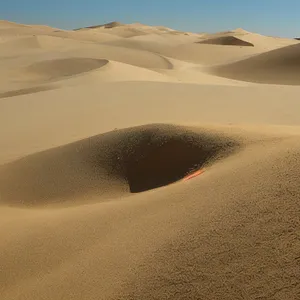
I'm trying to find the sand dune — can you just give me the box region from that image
[25,57,109,80]
[198,35,254,46]
[40,61,173,86]
[45,28,122,43]
[3,81,300,164]
[77,22,149,38]
[0,85,55,99]
[0,124,238,206]
[76,21,189,37]
[0,36,43,51]
[0,35,89,52]
[102,39,261,65]
[0,20,29,28]
[1,57,174,89]
[0,42,175,94]
[69,43,174,69]
[82,60,175,83]
[211,42,300,85]
[201,28,251,39]
[1,19,300,300]
[96,27,148,38]
[200,29,299,51]
[0,20,120,43]
[0,20,59,37]
[76,21,124,30]
[1,122,300,299]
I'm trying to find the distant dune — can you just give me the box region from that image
[74,21,190,38]
[75,21,124,30]
[197,36,254,47]
[210,42,300,85]
[26,58,109,80]
[0,35,90,51]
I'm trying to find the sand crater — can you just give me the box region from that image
[114,132,233,193]
[0,124,239,206]
[126,139,208,192]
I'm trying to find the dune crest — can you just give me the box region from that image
[232,27,251,34]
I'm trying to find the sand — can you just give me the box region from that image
[0,20,300,300]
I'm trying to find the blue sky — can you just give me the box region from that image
[1,0,299,37]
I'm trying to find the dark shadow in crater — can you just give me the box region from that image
[127,139,210,193]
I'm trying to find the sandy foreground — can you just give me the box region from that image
[0,20,300,299]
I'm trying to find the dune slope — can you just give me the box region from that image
[25,58,109,80]
[211,42,300,85]
[198,35,254,47]
[1,128,300,300]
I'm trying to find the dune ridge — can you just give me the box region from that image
[210,42,300,85]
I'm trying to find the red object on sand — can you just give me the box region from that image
[183,169,205,181]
